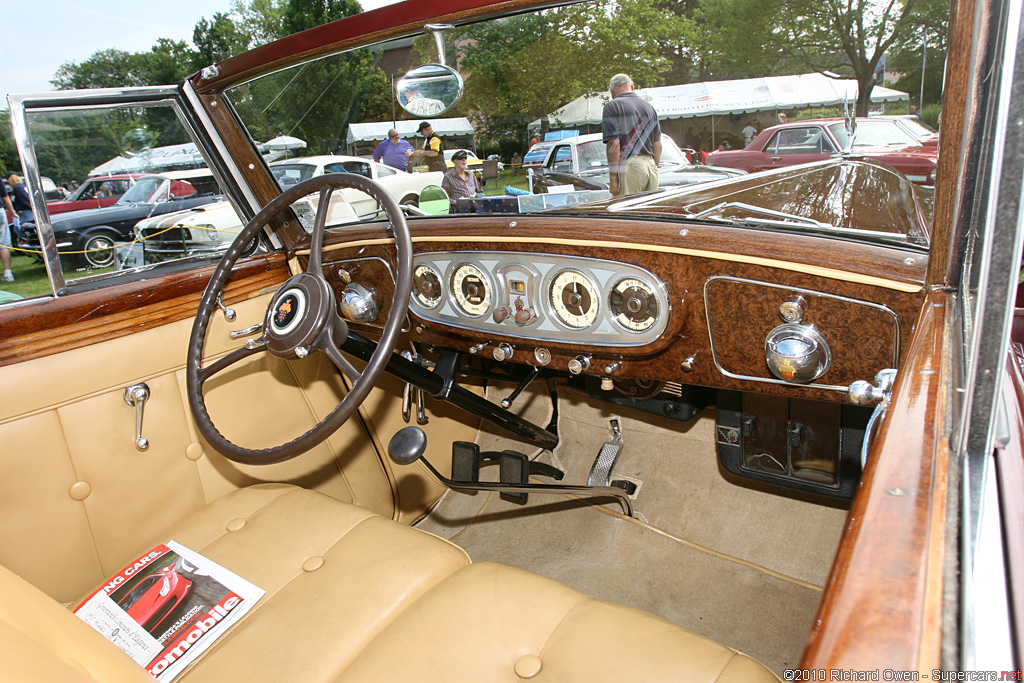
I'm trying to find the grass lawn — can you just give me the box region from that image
[1,249,52,300]
[483,169,531,195]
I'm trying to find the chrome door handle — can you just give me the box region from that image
[123,383,151,452]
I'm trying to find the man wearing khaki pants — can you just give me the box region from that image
[602,73,661,197]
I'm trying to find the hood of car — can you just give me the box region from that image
[50,204,158,232]
[549,158,932,248]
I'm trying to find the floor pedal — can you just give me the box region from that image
[499,450,529,503]
[451,441,480,483]
[588,419,624,487]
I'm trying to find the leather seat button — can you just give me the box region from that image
[69,482,91,501]
[185,443,205,461]
[302,556,324,572]
[226,518,246,532]
[514,654,542,679]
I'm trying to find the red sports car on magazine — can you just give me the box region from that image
[118,565,192,633]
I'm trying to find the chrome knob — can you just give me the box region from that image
[568,355,591,375]
[340,283,378,322]
[764,323,831,383]
[493,342,514,362]
[779,296,806,323]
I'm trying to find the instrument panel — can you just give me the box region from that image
[409,251,670,346]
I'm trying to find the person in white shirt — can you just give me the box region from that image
[742,122,757,146]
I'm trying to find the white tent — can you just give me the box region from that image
[89,142,206,176]
[345,117,474,146]
[529,73,909,132]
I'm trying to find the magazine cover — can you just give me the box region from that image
[74,541,264,681]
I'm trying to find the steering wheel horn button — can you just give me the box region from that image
[270,288,306,336]
[264,274,335,358]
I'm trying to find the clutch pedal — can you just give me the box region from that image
[588,419,624,487]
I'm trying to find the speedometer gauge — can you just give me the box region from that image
[450,263,490,317]
[549,269,599,329]
[413,264,442,309]
[610,278,658,332]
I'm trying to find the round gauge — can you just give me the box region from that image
[413,264,442,309]
[549,269,600,329]
[450,263,491,317]
[609,278,659,332]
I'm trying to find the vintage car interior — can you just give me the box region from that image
[0,0,1020,678]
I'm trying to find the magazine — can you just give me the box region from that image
[74,541,264,681]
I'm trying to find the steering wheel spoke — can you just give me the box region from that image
[186,172,413,465]
[197,344,266,384]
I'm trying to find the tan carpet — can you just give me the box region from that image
[417,378,849,674]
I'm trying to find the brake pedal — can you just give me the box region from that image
[499,450,529,503]
[588,419,624,487]
[451,441,481,483]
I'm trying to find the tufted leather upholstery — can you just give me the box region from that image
[0,484,780,682]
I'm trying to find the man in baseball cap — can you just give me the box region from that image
[407,122,447,173]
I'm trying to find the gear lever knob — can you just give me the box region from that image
[388,426,427,466]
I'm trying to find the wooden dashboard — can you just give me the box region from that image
[306,214,928,404]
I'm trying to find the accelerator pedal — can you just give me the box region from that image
[588,419,624,487]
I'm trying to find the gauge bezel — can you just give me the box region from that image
[413,264,443,309]
[548,268,601,330]
[609,277,659,333]
[448,262,492,318]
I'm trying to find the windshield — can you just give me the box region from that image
[828,121,917,148]
[271,164,318,189]
[223,1,932,247]
[117,177,165,204]
[898,117,938,138]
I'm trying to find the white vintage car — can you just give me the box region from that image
[134,155,444,257]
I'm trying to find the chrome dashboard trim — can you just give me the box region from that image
[411,251,670,347]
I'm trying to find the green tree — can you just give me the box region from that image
[687,0,921,115]
[282,0,362,34]
[193,12,250,71]
[231,0,288,45]
[453,0,680,148]
[885,0,948,111]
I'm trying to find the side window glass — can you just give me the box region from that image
[7,100,248,301]
[377,166,396,178]
[551,145,573,173]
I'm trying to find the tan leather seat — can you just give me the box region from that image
[0,484,780,682]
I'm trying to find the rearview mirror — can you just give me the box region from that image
[396,64,464,117]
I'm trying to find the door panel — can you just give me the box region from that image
[0,293,394,603]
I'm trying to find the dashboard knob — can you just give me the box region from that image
[764,323,831,383]
[568,355,591,375]
[340,283,378,322]
[493,342,514,362]
[514,308,535,324]
[492,305,513,323]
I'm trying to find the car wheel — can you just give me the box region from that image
[80,231,118,269]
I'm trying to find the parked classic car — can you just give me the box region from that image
[875,114,940,148]
[707,117,939,185]
[20,169,224,269]
[133,157,445,258]
[442,148,504,172]
[534,132,745,191]
[0,0,1020,679]
[46,174,142,215]
[521,140,555,168]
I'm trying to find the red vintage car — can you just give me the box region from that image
[46,174,142,215]
[707,117,938,185]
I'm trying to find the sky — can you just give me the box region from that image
[4,0,402,97]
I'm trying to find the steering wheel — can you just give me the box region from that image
[186,174,412,465]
